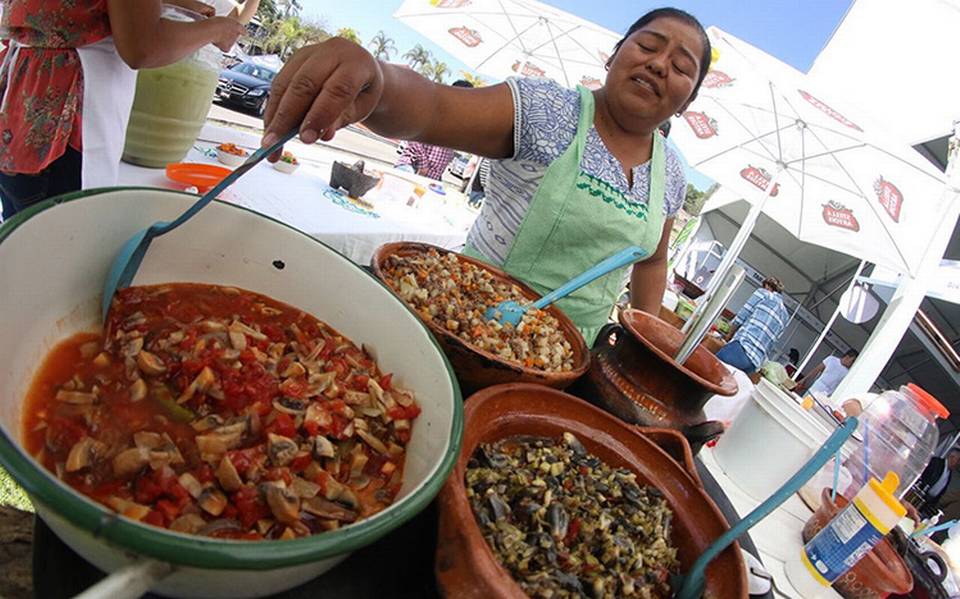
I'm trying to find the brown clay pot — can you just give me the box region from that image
[435,383,747,599]
[802,489,913,598]
[658,305,687,329]
[371,242,590,394]
[573,309,737,451]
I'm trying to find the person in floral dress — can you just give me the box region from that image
[0,0,244,220]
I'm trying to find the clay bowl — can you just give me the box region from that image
[802,489,913,598]
[435,383,747,599]
[371,242,590,394]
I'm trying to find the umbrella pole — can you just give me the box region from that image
[794,260,867,378]
[675,169,783,360]
[832,123,960,400]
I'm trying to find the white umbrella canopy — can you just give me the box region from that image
[670,26,947,277]
[393,0,620,88]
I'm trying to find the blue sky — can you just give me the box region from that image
[300,0,854,189]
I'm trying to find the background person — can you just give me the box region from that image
[261,8,712,345]
[917,449,960,517]
[0,0,244,220]
[394,79,474,180]
[795,348,859,397]
[716,276,789,375]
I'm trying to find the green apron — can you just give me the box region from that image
[465,85,667,345]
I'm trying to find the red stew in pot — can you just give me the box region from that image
[23,283,421,540]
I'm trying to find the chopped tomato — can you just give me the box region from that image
[289,453,312,472]
[266,467,293,485]
[195,464,215,484]
[379,373,393,391]
[144,510,165,527]
[267,412,297,438]
[351,374,369,391]
[134,476,163,504]
[156,499,180,522]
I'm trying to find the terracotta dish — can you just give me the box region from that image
[435,383,747,599]
[803,488,913,598]
[574,309,737,451]
[371,243,589,394]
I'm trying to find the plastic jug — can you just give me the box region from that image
[840,384,948,500]
[121,5,220,167]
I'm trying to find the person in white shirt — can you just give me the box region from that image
[796,349,858,398]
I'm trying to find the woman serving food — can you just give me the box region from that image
[261,7,710,345]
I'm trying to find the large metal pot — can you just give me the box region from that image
[0,188,463,598]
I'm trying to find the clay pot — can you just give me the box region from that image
[658,305,686,329]
[371,243,590,394]
[435,383,747,599]
[573,309,736,451]
[802,489,913,598]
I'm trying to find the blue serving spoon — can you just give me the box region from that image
[484,246,648,327]
[101,130,298,321]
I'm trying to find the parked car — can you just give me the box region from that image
[215,62,277,116]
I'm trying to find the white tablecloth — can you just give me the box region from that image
[117,125,477,265]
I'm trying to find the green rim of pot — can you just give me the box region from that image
[0,187,464,569]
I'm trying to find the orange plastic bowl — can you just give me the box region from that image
[165,163,231,191]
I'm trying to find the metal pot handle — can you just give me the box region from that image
[921,550,949,584]
[72,559,173,599]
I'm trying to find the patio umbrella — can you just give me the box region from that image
[670,27,947,279]
[393,0,619,88]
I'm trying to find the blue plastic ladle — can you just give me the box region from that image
[484,246,647,327]
[101,130,298,321]
[672,416,859,599]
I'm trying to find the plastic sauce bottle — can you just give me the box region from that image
[797,472,905,590]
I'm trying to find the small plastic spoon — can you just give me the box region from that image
[101,130,298,321]
[484,246,647,327]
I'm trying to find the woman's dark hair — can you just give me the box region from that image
[612,8,711,100]
[843,349,859,359]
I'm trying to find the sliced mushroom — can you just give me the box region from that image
[136,351,166,376]
[334,486,360,510]
[198,488,228,516]
[197,518,243,537]
[65,437,104,472]
[93,352,112,368]
[216,456,243,492]
[177,366,216,404]
[201,320,227,333]
[307,371,337,395]
[191,414,224,432]
[231,320,267,341]
[107,496,151,521]
[55,390,98,405]
[263,484,300,525]
[169,513,206,534]
[134,431,164,450]
[302,496,357,523]
[350,452,369,479]
[279,527,297,540]
[312,435,336,459]
[305,403,332,431]
[129,378,148,402]
[273,397,308,415]
[121,335,144,359]
[291,476,321,499]
[112,447,150,478]
[267,433,298,467]
[79,341,101,359]
[228,328,247,351]
[392,388,415,408]
[178,472,204,498]
[356,429,388,455]
[281,362,306,379]
[343,391,370,406]
[367,378,385,403]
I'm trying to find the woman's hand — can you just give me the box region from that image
[209,16,245,52]
[263,38,384,151]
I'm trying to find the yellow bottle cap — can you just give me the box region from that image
[868,472,907,519]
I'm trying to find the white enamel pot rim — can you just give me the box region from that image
[0,186,464,574]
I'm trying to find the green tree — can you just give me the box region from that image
[367,30,397,61]
[256,0,279,20]
[458,70,486,88]
[403,44,432,71]
[336,27,362,45]
[422,59,449,83]
[683,183,707,216]
[262,16,329,59]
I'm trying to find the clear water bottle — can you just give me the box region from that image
[840,384,948,500]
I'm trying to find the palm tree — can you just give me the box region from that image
[262,16,329,59]
[336,27,362,45]
[256,0,279,20]
[403,44,431,71]
[427,59,450,84]
[367,30,397,61]
[458,70,487,88]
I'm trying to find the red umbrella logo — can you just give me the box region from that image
[683,111,719,139]
[448,26,482,47]
[822,201,861,232]
[580,76,602,90]
[511,61,546,78]
[799,90,863,132]
[703,70,734,89]
[740,165,780,196]
[874,176,903,223]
